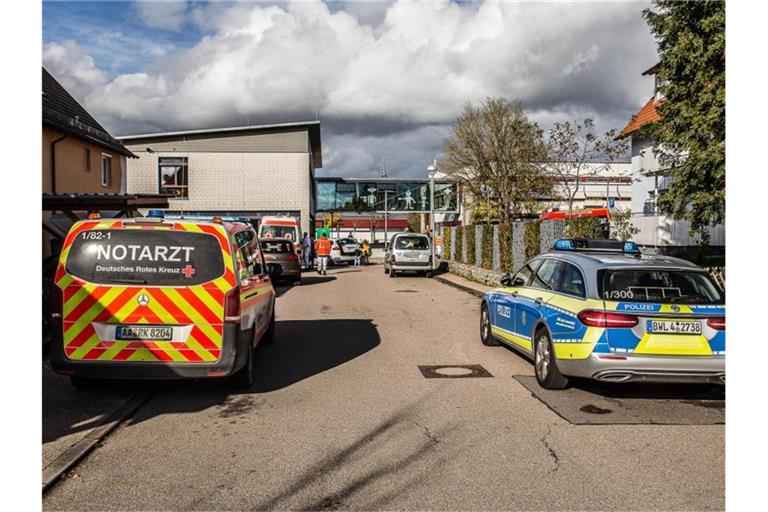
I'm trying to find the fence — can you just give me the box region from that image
[630,214,725,247]
[441,220,725,288]
[441,220,565,285]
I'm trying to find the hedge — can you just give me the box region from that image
[524,221,540,260]
[481,225,494,269]
[442,226,452,260]
[498,223,514,273]
[465,225,476,266]
[455,225,464,263]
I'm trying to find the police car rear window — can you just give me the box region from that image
[66,229,226,286]
[597,269,723,304]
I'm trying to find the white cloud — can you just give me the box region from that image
[42,41,107,99]
[44,0,656,176]
[135,0,189,31]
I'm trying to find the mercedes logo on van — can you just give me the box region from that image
[137,294,150,307]
[671,305,681,313]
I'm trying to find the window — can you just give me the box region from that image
[101,154,111,187]
[65,229,225,286]
[597,269,723,304]
[159,157,189,199]
[559,263,586,298]
[394,235,429,250]
[531,259,564,291]
[512,264,535,287]
[83,148,91,171]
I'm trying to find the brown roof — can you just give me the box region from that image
[617,97,661,139]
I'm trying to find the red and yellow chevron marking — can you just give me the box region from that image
[55,219,237,364]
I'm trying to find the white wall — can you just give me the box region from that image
[126,151,312,234]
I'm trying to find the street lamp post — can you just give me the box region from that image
[427,160,437,273]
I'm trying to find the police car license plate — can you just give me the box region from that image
[115,325,173,341]
[404,252,420,258]
[646,320,702,335]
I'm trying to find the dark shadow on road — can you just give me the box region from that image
[496,343,724,401]
[569,377,725,401]
[274,275,336,297]
[252,318,380,392]
[43,319,379,445]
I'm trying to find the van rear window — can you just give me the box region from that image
[66,229,226,286]
[597,269,723,304]
[395,236,429,250]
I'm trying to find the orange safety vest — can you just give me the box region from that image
[316,238,332,256]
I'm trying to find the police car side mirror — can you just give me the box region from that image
[500,273,513,287]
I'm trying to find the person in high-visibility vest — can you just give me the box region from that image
[315,232,332,276]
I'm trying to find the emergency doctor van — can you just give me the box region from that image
[50,214,278,388]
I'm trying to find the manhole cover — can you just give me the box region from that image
[418,365,493,379]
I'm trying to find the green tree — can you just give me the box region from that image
[442,97,552,225]
[610,208,640,241]
[642,1,725,239]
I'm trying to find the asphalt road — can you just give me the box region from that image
[43,264,724,511]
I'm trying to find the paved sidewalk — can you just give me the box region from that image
[433,271,494,297]
[42,359,156,489]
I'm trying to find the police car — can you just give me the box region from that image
[480,239,725,389]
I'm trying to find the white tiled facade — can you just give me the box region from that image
[126,151,313,234]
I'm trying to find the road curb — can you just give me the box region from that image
[433,274,486,298]
[42,385,160,494]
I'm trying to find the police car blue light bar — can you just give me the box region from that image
[551,238,640,255]
[147,209,165,218]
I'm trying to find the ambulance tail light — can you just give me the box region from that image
[577,310,638,328]
[224,286,241,324]
[707,317,725,331]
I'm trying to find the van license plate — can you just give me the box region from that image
[646,320,702,335]
[116,326,173,341]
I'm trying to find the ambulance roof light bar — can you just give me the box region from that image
[551,238,641,256]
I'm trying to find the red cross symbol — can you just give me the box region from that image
[182,265,196,278]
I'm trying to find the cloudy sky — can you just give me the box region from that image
[43,0,658,178]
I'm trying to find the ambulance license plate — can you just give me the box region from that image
[646,320,702,335]
[116,326,173,341]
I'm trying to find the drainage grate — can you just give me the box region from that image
[395,289,418,293]
[418,365,493,379]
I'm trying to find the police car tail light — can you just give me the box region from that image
[577,310,638,328]
[224,286,241,324]
[707,317,725,331]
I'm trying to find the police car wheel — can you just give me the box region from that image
[480,303,498,346]
[534,330,569,390]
